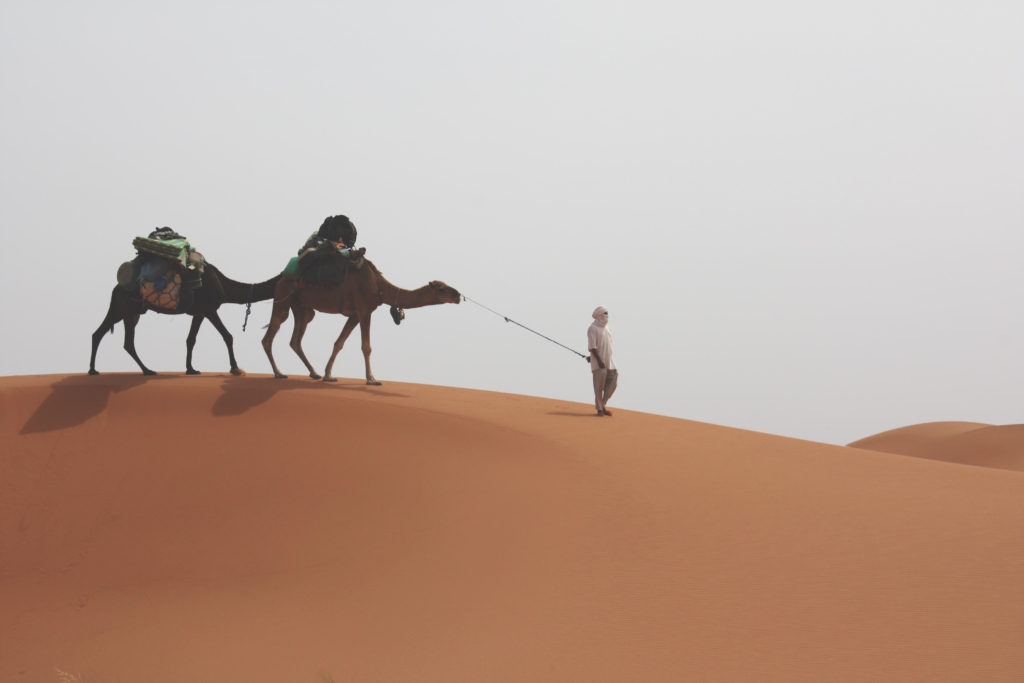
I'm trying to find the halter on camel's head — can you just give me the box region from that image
[428,280,461,303]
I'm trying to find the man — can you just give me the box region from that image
[587,306,618,417]
[298,214,359,258]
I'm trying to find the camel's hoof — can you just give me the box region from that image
[309,373,322,380]
[323,376,338,383]
[366,380,382,386]
[186,369,201,375]
[230,368,246,376]
[142,370,157,376]
[88,369,99,376]
[274,373,288,379]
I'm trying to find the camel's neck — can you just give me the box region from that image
[376,274,439,309]
[208,265,281,304]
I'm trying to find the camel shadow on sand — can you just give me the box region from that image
[20,373,178,434]
[19,373,412,433]
[212,375,411,416]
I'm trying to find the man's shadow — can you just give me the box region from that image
[20,374,176,434]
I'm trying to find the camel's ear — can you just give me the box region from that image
[429,280,442,288]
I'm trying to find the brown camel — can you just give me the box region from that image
[90,264,282,376]
[262,258,460,384]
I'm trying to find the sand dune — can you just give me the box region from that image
[849,421,1024,472]
[2,374,1023,682]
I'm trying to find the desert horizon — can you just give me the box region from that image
[3,372,1022,682]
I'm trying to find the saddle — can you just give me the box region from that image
[116,229,206,311]
[115,255,190,311]
[131,229,206,289]
[294,244,365,287]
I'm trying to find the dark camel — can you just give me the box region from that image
[89,264,281,376]
[262,259,460,384]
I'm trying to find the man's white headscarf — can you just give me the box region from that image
[592,306,609,327]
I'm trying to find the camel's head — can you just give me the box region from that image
[428,280,461,304]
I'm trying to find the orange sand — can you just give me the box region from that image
[2,374,1022,682]
[849,421,1024,472]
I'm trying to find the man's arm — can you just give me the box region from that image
[589,347,604,369]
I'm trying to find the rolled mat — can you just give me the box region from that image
[133,236,190,266]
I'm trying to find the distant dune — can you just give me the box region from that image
[849,421,1024,472]
[3,374,1023,682]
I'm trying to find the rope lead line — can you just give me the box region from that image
[242,283,254,332]
[462,295,589,361]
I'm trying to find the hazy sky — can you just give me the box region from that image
[2,1,1021,444]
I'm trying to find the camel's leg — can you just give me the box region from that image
[322,317,359,383]
[89,290,122,375]
[261,299,292,379]
[185,315,205,375]
[288,307,320,379]
[359,314,381,386]
[123,313,156,375]
[206,310,242,375]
